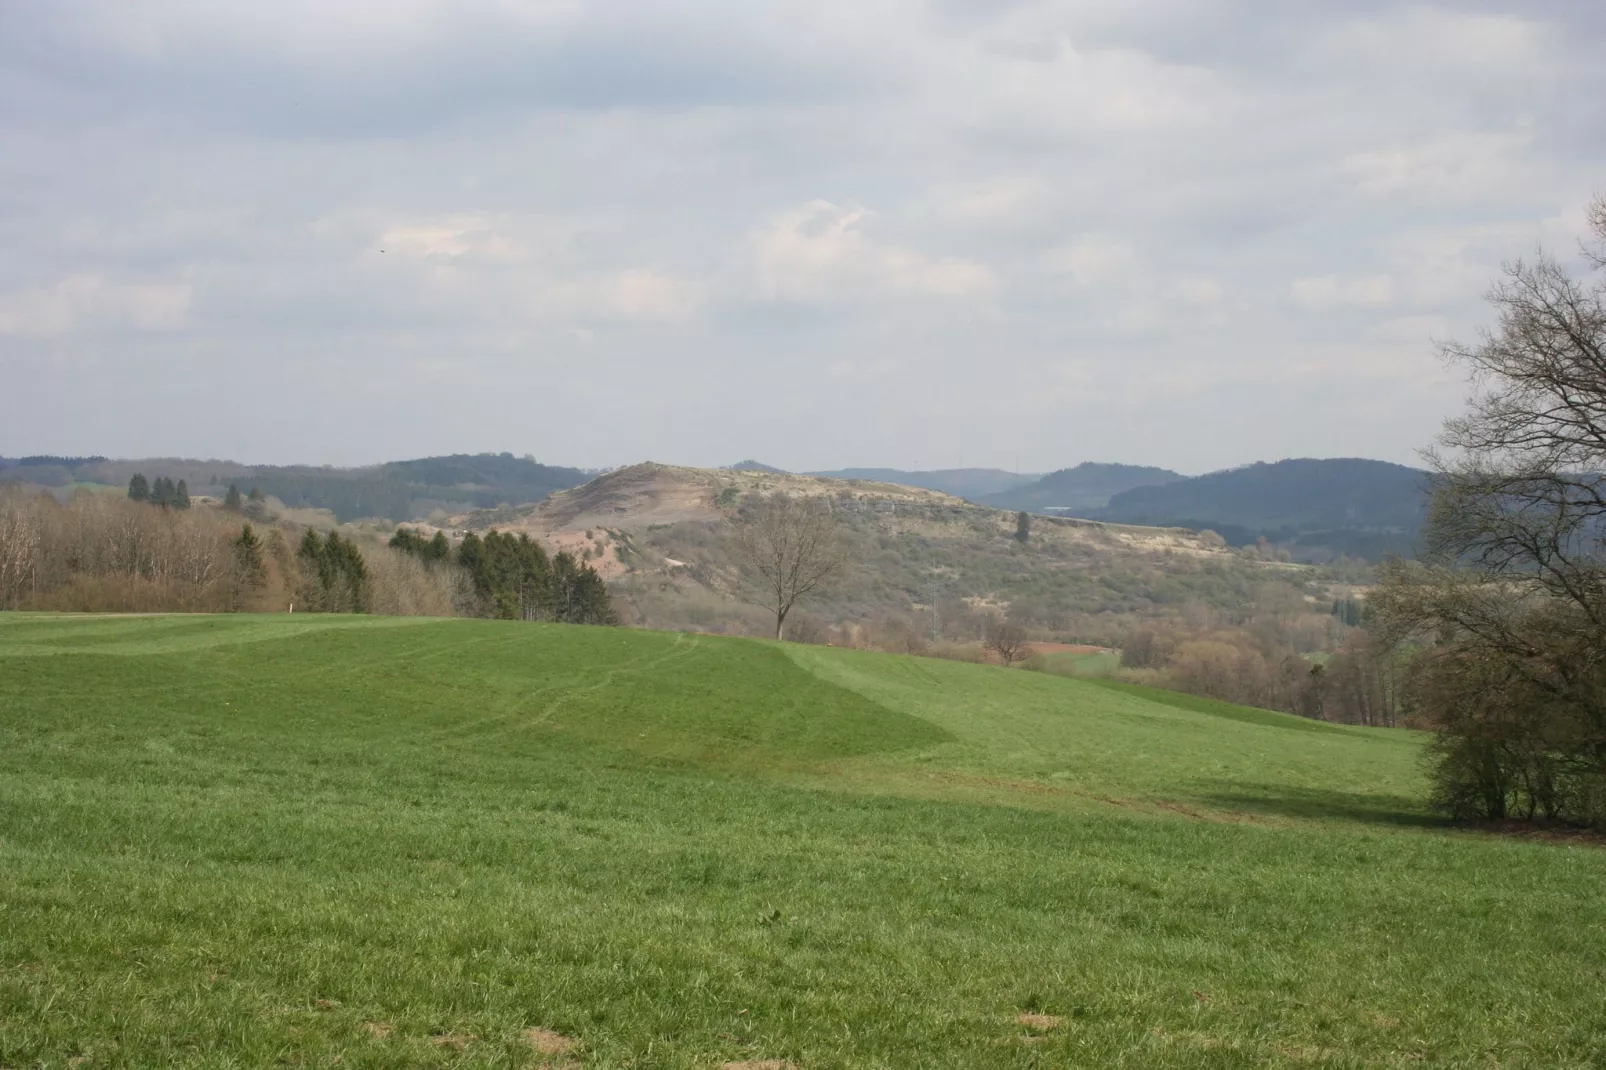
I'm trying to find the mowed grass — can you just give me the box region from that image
[1,615,1602,1068]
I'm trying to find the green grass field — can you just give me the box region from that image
[2,614,1602,1068]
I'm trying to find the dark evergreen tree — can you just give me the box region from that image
[151,476,174,507]
[297,530,332,610]
[127,474,150,502]
[325,532,369,613]
[393,527,458,567]
[174,480,191,510]
[297,530,368,613]
[232,524,267,605]
[551,551,617,625]
[388,527,425,554]
[224,484,244,511]
[457,531,485,586]
[1015,511,1031,543]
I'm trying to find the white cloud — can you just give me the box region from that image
[1290,274,1396,312]
[1177,278,1225,307]
[1316,9,1551,77]
[1343,133,1534,200]
[752,200,997,304]
[379,215,526,264]
[543,269,704,324]
[1,0,1602,470]
[936,177,1046,226]
[1047,238,1138,287]
[0,274,192,336]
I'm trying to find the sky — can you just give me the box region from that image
[1,1,1603,475]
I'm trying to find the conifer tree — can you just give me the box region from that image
[322,531,369,613]
[552,551,617,625]
[388,527,422,554]
[128,474,150,501]
[230,524,267,608]
[174,480,191,510]
[297,530,332,610]
[224,484,243,511]
[1015,511,1031,543]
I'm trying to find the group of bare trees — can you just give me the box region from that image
[1117,605,1400,726]
[1372,197,1606,826]
[0,490,454,617]
[0,490,248,612]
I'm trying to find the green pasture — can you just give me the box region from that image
[1,614,1601,1068]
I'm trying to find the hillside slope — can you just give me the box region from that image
[1,453,589,523]
[452,463,1314,640]
[1096,457,1430,558]
[809,468,1039,498]
[978,462,1186,512]
[1,614,1599,1068]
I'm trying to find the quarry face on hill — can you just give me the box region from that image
[448,463,1315,644]
[461,462,969,535]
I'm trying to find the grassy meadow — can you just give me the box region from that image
[1,614,1602,1068]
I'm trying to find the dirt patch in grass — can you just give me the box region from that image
[1027,642,1112,656]
[430,1032,476,1050]
[524,1028,577,1054]
[362,1021,393,1039]
[1017,1013,1063,1031]
[723,1061,798,1069]
[1472,819,1606,847]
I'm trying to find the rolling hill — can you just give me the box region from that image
[447,463,1349,643]
[1,453,590,523]
[808,468,1040,499]
[1095,458,1431,559]
[977,462,1186,512]
[1,613,1599,1067]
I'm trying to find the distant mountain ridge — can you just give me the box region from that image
[3,452,1439,558]
[1093,457,1432,560]
[978,463,1186,512]
[1,453,589,523]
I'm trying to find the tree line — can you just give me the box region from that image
[391,527,616,625]
[127,474,191,510]
[0,491,615,628]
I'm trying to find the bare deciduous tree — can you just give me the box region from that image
[730,495,846,640]
[1374,196,1606,824]
[983,616,1031,667]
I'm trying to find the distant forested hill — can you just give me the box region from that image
[2,453,589,523]
[809,468,1039,498]
[979,463,1185,512]
[1094,458,1431,559]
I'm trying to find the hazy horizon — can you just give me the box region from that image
[4,2,1603,472]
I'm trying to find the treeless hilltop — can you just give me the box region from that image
[454,462,967,536]
[436,462,1321,645]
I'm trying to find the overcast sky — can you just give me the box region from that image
[2,1,1602,474]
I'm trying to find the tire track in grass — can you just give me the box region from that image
[420,631,705,741]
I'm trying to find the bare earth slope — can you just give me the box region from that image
[452,464,1315,641]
